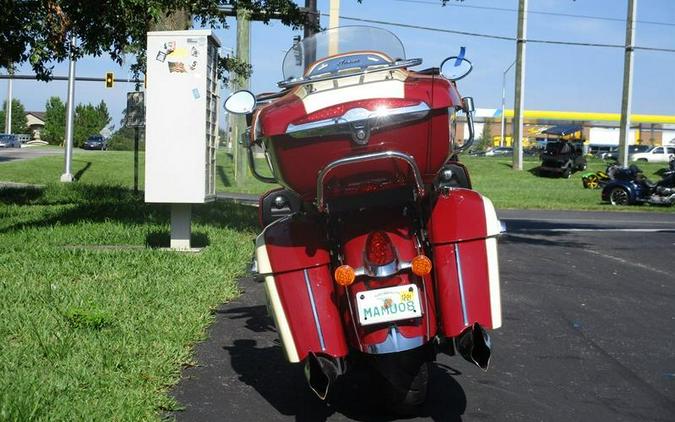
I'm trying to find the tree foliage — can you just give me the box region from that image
[73,101,111,147]
[0,100,29,134]
[0,1,309,84]
[42,96,66,145]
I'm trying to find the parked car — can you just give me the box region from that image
[0,134,21,148]
[630,146,675,163]
[603,145,650,161]
[538,140,586,178]
[485,147,512,157]
[82,135,108,150]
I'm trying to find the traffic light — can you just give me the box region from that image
[105,72,114,88]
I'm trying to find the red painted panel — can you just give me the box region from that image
[263,216,330,274]
[274,266,348,360]
[432,239,494,337]
[431,243,465,336]
[456,240,493,327]
[427,188,488,244]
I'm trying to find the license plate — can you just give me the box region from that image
[356,284,422,326]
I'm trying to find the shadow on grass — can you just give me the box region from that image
[0,184,259,234]
[217,165,233,188]
[145,231,210,248]
[74,162,92,181]
[0,185,45,204]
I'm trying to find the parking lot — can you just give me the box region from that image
[171,209,675,422]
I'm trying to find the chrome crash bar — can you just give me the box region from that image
[316,151,425,213]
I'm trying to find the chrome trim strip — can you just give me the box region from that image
[353,259,412,279]
[344,286,363,351]
[277,58,423,88]
[454,243,470,326]
[316,151,425,212]
[366,326,425,354]
[286,102,430,138]
[304,269,326,352]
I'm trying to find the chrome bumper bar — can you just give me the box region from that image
[316,150,425,213]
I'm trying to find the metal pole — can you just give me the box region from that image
[134,126,139,194]
[60,35,77,183]
[512,0,527,171]
[500,60,515,148]
[304,0,318,69]
[5,65,13,134]
[328,0,340,55]
[618,0,637,166]
[234,9,251,185]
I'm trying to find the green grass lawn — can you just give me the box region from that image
[0,182,258,420]
[0,149,672,212]
[0,148,671,420]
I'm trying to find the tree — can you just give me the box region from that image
[73,101,111,147]
[0,99,28,134]
[0,1,311,83]
[42,97,66,145]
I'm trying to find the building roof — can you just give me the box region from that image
[26,111,46,123]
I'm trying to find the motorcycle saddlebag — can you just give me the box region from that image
[427,188,502,337]
[255,215,348,363]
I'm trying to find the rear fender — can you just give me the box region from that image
[335,209,437,353]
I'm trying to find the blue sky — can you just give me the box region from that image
[2,0,675,129]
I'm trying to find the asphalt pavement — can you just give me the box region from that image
[0,145,63,164]
[172,209,675,422]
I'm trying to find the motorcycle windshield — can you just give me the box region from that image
[281,26,406,83]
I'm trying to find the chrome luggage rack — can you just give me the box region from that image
[315,150,426,213]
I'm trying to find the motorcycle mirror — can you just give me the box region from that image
[440,56,473,81]
[224,90,256,114]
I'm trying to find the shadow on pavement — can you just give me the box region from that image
[219,303,467,421]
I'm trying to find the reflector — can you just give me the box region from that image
[411,255,432,276]
[334,265,356,286]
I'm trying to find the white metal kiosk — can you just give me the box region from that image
[145,30,220,250]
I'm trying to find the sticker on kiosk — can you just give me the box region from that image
[356,284,422,326]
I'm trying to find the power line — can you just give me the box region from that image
[393,0,675,28]
[325,14,675,53]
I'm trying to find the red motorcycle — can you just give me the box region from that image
[225,26,502,412]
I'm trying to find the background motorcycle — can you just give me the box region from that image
[602,161,675,206]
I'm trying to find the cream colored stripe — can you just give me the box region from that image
[302,79,405,113]
[256,234,300,362]
[481,195,502,237]
[485,237,502,329]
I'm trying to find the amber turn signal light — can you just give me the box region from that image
[334,265,356,286]
[411,255,432,276]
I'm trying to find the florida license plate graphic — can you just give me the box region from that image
[356,284,422,326]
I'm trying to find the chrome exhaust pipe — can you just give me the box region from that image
[304,352,345,400]
[454,323,492,371]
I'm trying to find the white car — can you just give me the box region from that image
[630,146,675,163]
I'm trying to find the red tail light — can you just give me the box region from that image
[292,98,421,125]
[365,231,396,266]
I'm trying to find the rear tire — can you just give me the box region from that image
[562,167,572,179]
[370,346,432,415]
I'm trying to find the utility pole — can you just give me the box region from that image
[233,8,251,185]
[512,0,528,171]
[500,60,515,148]
[618,0,637,166]
[304,0,318,69]
[328,0,340,55]
[60,35,77,183]
[4,64,13,134]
